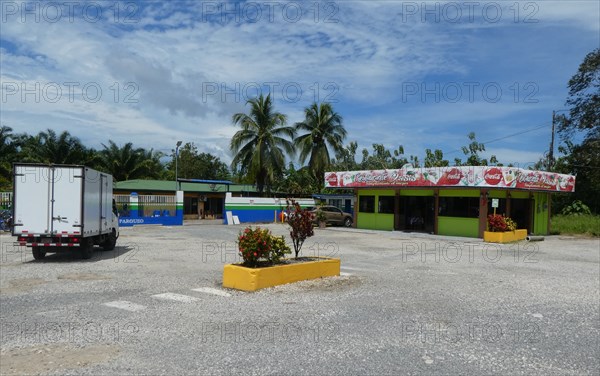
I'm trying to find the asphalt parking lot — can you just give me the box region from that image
[1,224,599,375]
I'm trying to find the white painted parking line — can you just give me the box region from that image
[340,272,352,276]
[36,309,64,316]
[340,266,370,271]
[191,287,232,297]
[103,300,146,312]
[152,293,201,303]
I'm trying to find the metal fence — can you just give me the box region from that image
[113,194,132,217]
[138,194,176,217]
[1,192,12,210]
[114,194,176,218]
[0,191,177,218]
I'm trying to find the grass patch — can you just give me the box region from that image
[551,214,600,236]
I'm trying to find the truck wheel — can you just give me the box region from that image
[81,239,94,259]
[103,232,117,251]
[32,247,46,260]
[344,217,353,227]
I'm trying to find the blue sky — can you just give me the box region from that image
[1,0,598,167]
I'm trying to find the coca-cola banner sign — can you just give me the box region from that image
[324,166,575,193]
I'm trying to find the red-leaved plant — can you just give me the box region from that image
[487,214,519,232]
[285,199,315,259]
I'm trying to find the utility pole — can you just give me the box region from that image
[175,140,182,191]
[548,110,556,171]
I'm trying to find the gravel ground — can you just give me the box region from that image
[1,224,598,375]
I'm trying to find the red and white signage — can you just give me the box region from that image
[325,166,576,193]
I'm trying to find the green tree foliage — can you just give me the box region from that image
[332,141,359,171]
[0,126,18,190]
[0,128,232,190]
[454,132,498,166]
[360,144,407,169]
[18,129,92,165]
[167,142,230,180]
[230,94,295,193]
[273,163,318,195]
[554,49,600,213]
[295,102,346,188]
[560,48,599,141]
[552,140,600,214]
[97,141,164,182]
[424,148,449,167]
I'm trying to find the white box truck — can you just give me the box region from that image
[12,163,119,260]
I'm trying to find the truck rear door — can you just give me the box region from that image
[13,165,51,235]
[51,166,83,235]
[13,165,82,235]
[100,173,110,233]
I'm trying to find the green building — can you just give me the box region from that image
[114,179,258,220]
[324,166,576,238]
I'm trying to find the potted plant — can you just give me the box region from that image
[222,200,340,291]
[484,214,527,243]
[315,207,327,228]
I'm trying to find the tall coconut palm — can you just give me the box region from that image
[295,102,346,187]
[230,94,295,193]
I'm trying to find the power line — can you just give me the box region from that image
[570,164,600,170]
[444,121,552,156]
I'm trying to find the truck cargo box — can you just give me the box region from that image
[12,164,114,237]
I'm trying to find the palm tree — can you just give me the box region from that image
[20,129,88,164]
[0,126,17,189]
[294,102,347,187]
[98,141,163,181]
[230,94,295,193]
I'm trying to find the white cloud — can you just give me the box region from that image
[0,0,597,166]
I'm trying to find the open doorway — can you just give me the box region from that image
[205,197,224,219]
[396,196,435,233]
[511,198,533,233]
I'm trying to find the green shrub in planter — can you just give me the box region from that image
[237,227,291,267]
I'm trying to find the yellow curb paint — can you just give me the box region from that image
[483,229,527,243]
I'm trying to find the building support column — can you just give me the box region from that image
[353,189,358,228]
[433,189,439,235]
[478,189,488,238]
[547,193,552,235]
[528,192,534,234]
[394,189,400,231]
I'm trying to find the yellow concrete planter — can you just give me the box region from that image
[484,229,528,243]
[223,257,341,292]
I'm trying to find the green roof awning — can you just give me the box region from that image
[114,179,258,193]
